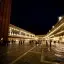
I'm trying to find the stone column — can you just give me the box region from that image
[0,0,12,44]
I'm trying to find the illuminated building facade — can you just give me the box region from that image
[45,16,64,42]
[8,24,35,38]
[8,24,38,43]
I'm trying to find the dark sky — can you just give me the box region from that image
[10,0,64,35]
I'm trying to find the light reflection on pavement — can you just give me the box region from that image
[0,42,64,64]
[41,43,64,64]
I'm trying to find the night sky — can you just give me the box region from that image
[10,0,64,35]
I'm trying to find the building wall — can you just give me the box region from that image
[8,24,36,40]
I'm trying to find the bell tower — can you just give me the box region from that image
[0,0,12,44]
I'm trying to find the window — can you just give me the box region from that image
[21,32,25,35]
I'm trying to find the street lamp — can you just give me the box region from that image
[52,26,54,28]
[58,16,62,21]
[49,30,50,32]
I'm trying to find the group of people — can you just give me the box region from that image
[45,40,52,47]
[45,39,60,47]
[5,39,42,46]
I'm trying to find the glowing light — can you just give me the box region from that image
[58,16,62,21]
[35,37,38,40]
[49,30,50,32]
[52,26,54,28]
[9,28,12,35]
[1,38,3,40]
[16,39,19,44]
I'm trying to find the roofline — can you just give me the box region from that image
[9,24,35,35]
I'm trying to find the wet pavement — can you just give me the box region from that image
[0,42,34,64]
[0,42,64,64]
[41,43,64,64]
